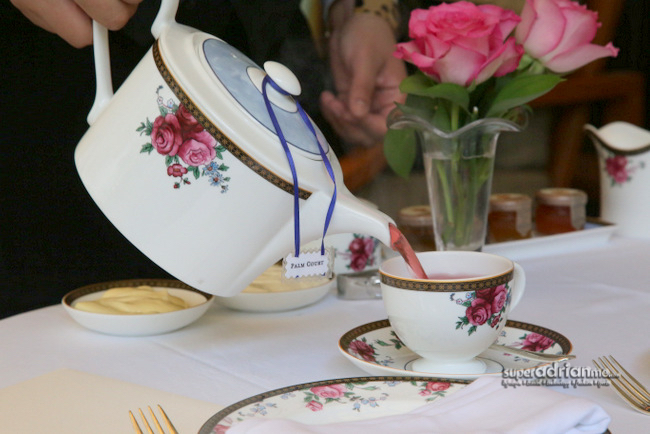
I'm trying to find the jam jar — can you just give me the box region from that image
[487,193,533,243]
[535,188,588,235]
[397,205,436,251]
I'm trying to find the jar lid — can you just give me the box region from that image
[398,205,432,227]
[535,188,588,206]
[489,193,532,212]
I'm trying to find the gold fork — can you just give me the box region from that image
[129,405,178,434]
[593,355,650,415]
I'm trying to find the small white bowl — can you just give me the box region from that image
[62,279,215,336]
[218,277,335,312]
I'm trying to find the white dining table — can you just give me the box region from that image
[0,234,648,433]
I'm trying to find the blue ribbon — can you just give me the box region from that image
[262,75,337,257]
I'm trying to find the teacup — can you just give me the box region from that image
[379,251,525,375]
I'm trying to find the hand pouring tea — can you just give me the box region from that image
[75,0,398,297]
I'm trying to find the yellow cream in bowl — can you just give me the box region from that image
[74,286,189,314]
[243,264,330,293]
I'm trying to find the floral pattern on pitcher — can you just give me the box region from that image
[452,284,510,336]
[337,235,379,272]
[137,86,231,191]
[603,152,645,186]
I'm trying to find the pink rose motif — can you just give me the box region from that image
[306,400,323,412]
[178,131,217,167]
[349,340,376,362]
[394,2,523,86]
[425,381,450,392]
[466,297,492,326]
[151,114,183,156]
[419,390,431,396]
[490,314,502,328]
[515,0,618,74]
[475,287,494,302]
[167,163,188,178]
[521,333,555,352]
[310,384,347,399]
[213,425,229,433]
[606,155,629,184]
[175,104,202,135]
[490,285,508,313]
[349,253,369,272]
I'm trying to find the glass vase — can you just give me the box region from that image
[388,110,526,251]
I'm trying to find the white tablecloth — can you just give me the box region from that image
[1,236,648,432]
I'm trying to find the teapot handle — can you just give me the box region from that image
[86,21,112,125]
[86,0,180,125]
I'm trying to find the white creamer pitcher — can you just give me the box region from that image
[584,122,650,239]
[75,0,394,296]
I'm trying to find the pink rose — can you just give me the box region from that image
[466,297,492,326]
[491,285,508,313]
[348,238,367,255]
[521,333,555,352]
[151,114,182,156]
[394,2,523,86]
[475,287,494,302]
[310,384,346,399]
[490,314,501,328]
[606,156,629,184]
[425,381,450,392]
[515,0,618,73]
[349,253,369,272]
[167,163,188,178]
[306,400,323,412]
[349,340,376,362]
[176,104,203,135]
[177,131,217,167]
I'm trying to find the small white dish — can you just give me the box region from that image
[339,319,572,380]
[218,278,335,312]
[199,376,470,433]
[62,279,214,336]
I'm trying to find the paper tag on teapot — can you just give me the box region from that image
[283,248,333,280]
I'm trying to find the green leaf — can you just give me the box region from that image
[383,128,417,178]
[420,83,470,112]
[140,143,154,154]
[486,74,563,117]
[399,71,436,94]
[189,166,200,179]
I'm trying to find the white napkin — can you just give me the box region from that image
[227,376,610,434]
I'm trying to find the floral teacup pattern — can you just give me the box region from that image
[452,285,510,336]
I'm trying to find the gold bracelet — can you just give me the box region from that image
[354,0,400,33]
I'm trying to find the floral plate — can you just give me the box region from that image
[199,376,470,433]
[339,319,572,380]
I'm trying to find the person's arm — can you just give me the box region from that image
[320,0,406,148]
[9,0,142,47]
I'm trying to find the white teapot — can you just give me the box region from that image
[584,122,650,239]
[75,0,394,296]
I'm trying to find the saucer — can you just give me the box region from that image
[339,319,572,380]
[199,376,470,433]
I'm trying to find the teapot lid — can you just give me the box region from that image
[155,24,334,195]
